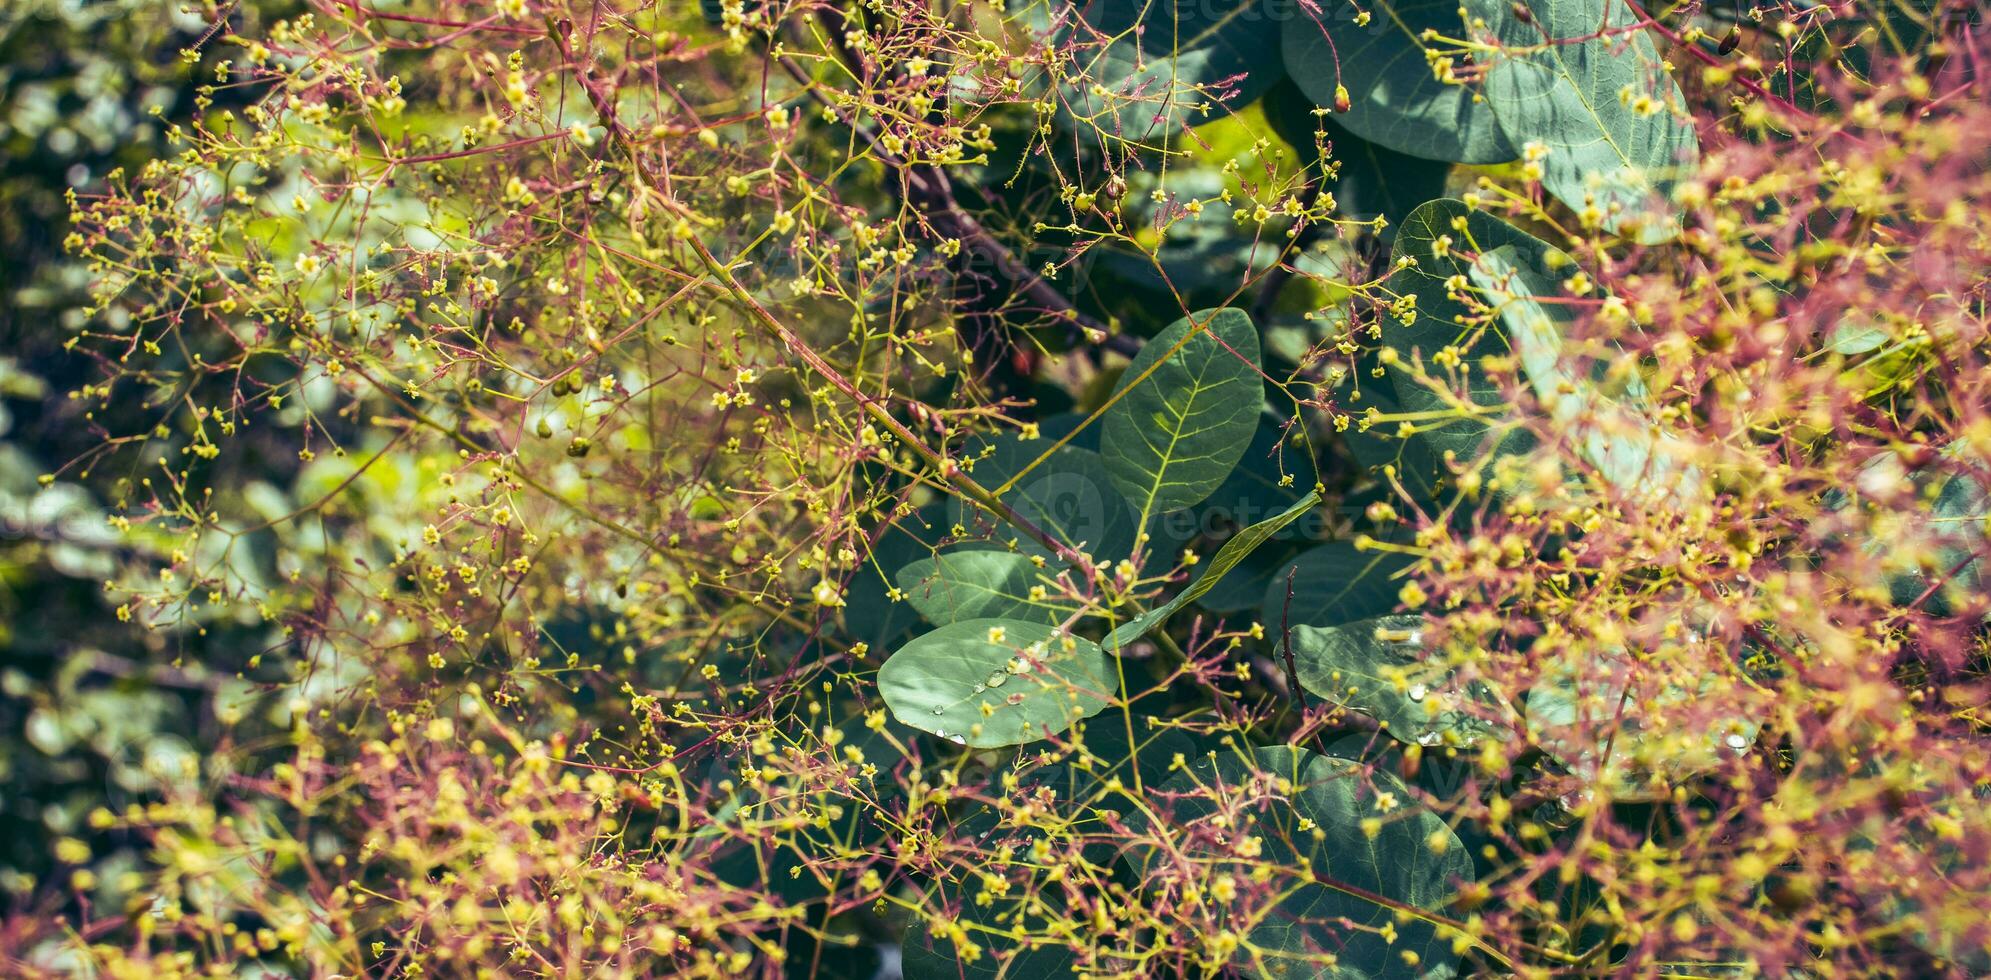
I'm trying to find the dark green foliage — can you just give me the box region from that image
[1282,0,1515,163]
[1131,744,1475,977]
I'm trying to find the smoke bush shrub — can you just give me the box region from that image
[6,0,1988,975]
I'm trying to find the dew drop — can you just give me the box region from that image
[985,670,1010,688]
[1417,731,1442,747]
[1407,683,1428,702]
[930,706,947,716]
[946,734,966,745]
[972,684,986,694]
[1724,732,1748,750]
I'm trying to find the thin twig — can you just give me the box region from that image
[781,6,1141,358]
[1278,564,1308,705]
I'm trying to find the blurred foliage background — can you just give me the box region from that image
[0,0,283,919]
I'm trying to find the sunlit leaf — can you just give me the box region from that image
[1467,244,1701,503]
[1474,0,1698,242]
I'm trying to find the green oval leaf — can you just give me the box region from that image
[878,619,1116,748]
[1282,0,1516,163]
[1103,307,1264,523]
[894,550,1077,627]
[1475,0,1698,242]
[1291,615,1504,746]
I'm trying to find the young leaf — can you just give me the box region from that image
[1475,0,1699,242]
[893,550,1075,627]
[1261,541,1416,632]
[1106,491,1320,649]
[1131,745,1474,977]
[1290,615,1503,746]
[1102,307,1263,523]
[878,619,1115,748]
[1282,0,1516,163]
